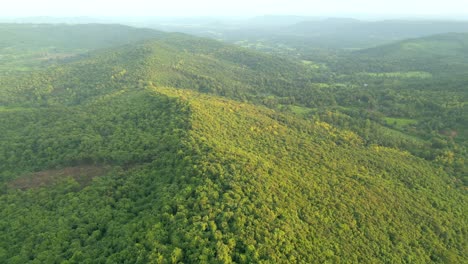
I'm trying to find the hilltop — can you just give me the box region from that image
[286,19,468,47]
[0,23,164,72]
[1,83,466,262]
[0,24,466,263]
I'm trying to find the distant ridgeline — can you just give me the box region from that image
[0,23,164,73]
[0,24,466,263]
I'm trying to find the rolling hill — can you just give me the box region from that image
[323,33,468,149]
[0,23,164,72]
[0,32,313,107]
[0,23,164,50]
[247,18,468,51]
[0,25,466,263]
[160,17,468,52]
[286,19,468,47]
[349,33,468,73]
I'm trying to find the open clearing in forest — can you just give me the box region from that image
[7,165,110,190]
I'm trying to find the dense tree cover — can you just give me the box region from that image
[0,24,164,73]
[0,89,189,180]
[1,86,466,263]
[0,89,198,263]
[153,88,467,263]
[330,33,468,76]
[0,24,163,51]
[315,34,468,182]
[222,32,468,183]
[0,25,467,263]
[0,33,310,106]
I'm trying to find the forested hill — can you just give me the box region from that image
[349,33,468,73]
[0,23,164,50]
[288,19,468,39]
[0,33,311,107]
[322,33,467,179]
[0,25,467,263]
[0,87,466,263]
[0,24,164,72]
[282,19,468,48]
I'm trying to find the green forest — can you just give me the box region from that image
[0,24,466,263]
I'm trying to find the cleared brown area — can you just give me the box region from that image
[36,53,78,61]
[440,129,458,139]
[8,165,110,191]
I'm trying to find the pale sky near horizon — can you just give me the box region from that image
[1,0,467,18]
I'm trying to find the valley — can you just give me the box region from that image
[0,22,466,263]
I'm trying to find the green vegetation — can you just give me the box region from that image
[384,117,418,128]
[0,24,466,263]
[0,24,163,73]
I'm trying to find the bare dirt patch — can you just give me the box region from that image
[7,165,110,191]
[439,129,458,139]
[36,53,78,61]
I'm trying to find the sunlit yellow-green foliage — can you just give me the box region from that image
[1,83,465,263]
[150,87,467,263]
[0,26,466,263]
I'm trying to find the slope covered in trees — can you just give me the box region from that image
[1,84,466,263]
[0,25,466,263]
[0,33,313,107]
[0,24,164,73]
[284,19,468,49]
[247,32,467,184]
[337,33,468,74]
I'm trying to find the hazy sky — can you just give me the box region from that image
[1,0,467,18]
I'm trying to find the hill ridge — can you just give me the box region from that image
[0,26,466,263]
